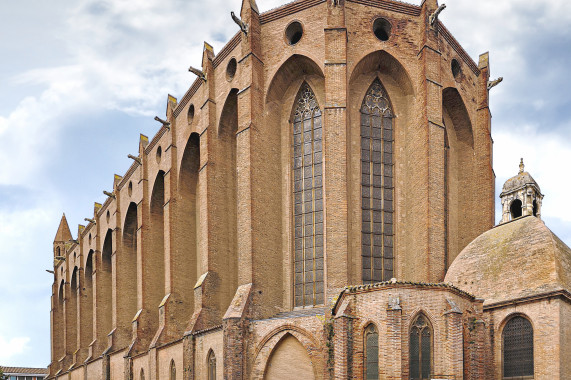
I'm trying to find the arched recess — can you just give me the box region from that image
[147,171,166,328]
[263,333,316,380]
[117,202,138,345]
[54,279,65,359]
[265,54,325,311]
[68,267,79,353]
[214,89,238,310]
[84,250,94,345]
[442,87,475,266]
[349,50,414,283]
[175,133,199,322]
[252,326,323,380]
[95,229,113,353]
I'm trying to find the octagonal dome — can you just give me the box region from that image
[445,215,571,305]
[500,170,540,197]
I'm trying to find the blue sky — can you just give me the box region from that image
[0,0,570,367]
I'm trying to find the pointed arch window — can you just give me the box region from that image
[364,324,379,380]
[410,314,432,380]
[208,350,216,380]
[293,83,324,307]
[361,78,394,283]
[503,316,533,379]
[170,360,176,380]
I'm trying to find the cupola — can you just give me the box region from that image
[499,159,543,224]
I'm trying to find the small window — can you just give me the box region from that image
[451,59,461,79]
[410,314,432,380]
[226,58,237,81]
[156,146,162,163]
[208,350,216,380]
[188,104,195,125]
[285,21,303,45]
[373,17,391,41]
[364,324,379,380]
[510,199,522,220]
[170,360,176,380]
[503,316,533,379]
[140,369,145,380]
[533,200,538,217]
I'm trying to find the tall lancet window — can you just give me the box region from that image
[361,79,394,284]
[293,83,324,307]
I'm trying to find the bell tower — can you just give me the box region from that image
[499,159,544,224]
[53,213,72,259]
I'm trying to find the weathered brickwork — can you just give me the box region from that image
[49,0,571,379]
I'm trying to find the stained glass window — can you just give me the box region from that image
[410,314,431,380]
[293,83,324,307]
[503,316,533,378]
[361,79,394,283]
[364,324,379,380]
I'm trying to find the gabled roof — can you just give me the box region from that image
[1,366,49,375]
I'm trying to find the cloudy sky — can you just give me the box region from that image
[0,0,569,367]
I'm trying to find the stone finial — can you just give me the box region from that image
[388,296,401,310]
[519,158,525,174]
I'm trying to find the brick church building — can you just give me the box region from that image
[48,0,571,379]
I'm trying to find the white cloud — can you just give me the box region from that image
[0,0,569,368]
[0,336,31,360]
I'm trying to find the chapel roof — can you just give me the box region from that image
[444,215,571,306]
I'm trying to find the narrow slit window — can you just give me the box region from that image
[364,324,379,380]
[410,314,432,380]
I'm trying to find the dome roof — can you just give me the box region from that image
[444,216,571,305]
[500,170,540,196]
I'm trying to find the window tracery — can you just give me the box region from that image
[409,314,432,380]
[208,350,216,380]
[293,83,324,307]
[361,78,394,283]
[364,324,379,380]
